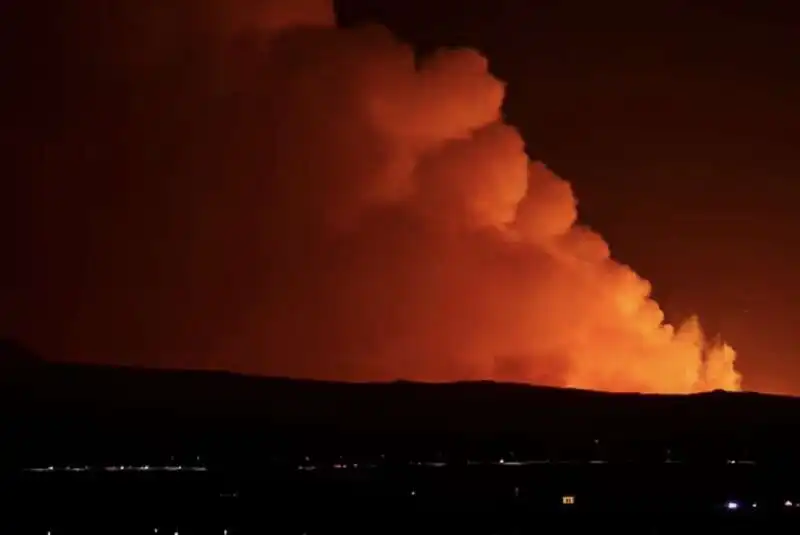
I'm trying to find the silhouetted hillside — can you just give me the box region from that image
[0,339,44,368]
[0,340,798,466]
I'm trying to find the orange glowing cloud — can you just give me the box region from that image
[4,0,740,393]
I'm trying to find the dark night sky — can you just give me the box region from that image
[337,0,800,393]
[2,0,800,393]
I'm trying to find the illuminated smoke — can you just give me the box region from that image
[3,0,741,393]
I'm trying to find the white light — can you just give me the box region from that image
[725,501,739,510]
[785,500,793,507]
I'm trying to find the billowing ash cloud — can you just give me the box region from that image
[3,0,740,392]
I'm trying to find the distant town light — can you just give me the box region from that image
[785,500,793,507]
[725,501,739,510]
[562,495,575,505]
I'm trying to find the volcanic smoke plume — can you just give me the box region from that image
[3,0,741,392]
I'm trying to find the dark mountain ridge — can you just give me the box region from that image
[0,339,798,465]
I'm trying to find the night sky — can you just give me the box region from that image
[2,0,799,394]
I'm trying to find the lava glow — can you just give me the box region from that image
[5,0,741,393]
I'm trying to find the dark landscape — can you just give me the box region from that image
[2,340,800,532]
[6,0,800,532]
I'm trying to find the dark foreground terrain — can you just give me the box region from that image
[6,462,800,533]
[3,340,800,531]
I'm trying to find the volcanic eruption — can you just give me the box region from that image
[3,0,741,393]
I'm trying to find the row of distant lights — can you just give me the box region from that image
[400,494,800,508]
[301,460,598,470]
[153,530,229,534]
[563,496,800,510]
[27,465,207,473]
[48,530,231,535]
[726,500,799,510]
[300,459,756,470]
